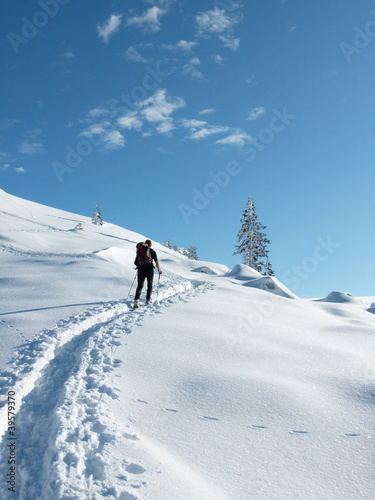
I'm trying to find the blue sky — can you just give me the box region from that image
[1,0,374,298]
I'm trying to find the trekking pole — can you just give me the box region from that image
[126,269,138,301]
[156,272,161,303]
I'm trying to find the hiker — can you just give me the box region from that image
[133,239,162,308]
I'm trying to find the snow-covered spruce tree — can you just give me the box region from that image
[164,238,172,249]
[186,245,199,260]
[234,197,272,274]
[92,204,104,226]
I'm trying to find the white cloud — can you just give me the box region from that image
[97,14,122,44]
[60,48,75,59]
[214,54,223,64]
[79,123,125,151]
[196,7,241,35]
[0,153,27,174]
[88,108,111,119]
[183,57,203,80]
[215,132,252,147]
[19,141,44,155]
[126,6,166,33]
[0,152,12,171]
[15,167,27,174]
[180,118,208,130]
[181,118,230,140]
[196,6,243,50]
[124,46,149,63]
[190,125,230,140]
[104,130,125,150]
[246,76,257,85]
[117,113,143,131]
[19,129,45,155]
[78,89,185,148]
[0,119,22,131]
[219,35,240,51]
[137,89,186,135]
[162,40,197,52]
[246,107,266,121]
[199,109,216,115]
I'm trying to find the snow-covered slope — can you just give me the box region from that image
[0,189,374,500]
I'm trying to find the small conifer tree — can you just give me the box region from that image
[186,245,198,260]
[92,204,104,226]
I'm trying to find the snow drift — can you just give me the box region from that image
[225,263,297,299]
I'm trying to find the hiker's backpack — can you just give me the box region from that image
[135,242,152,267]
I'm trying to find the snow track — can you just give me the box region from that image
[0,277,213,499]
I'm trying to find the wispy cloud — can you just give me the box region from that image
[97,14,123,44]
[87,108,112,119]
[0,119,22,131]
[162,40,197,52]
[124,46,150,63]
[60,48,76,59]
[19,141,44,155]
[0,152,26,174]
[79,123,125,151]
[196,7,241,35]
[0,152,13,171]
[117,112,143,132]
[214,54,223,64]
[78,89,250,152]
[219,35,240,51]
[83,89,186,142]
[19,129,45,155]
[181,118,230,140]
[104,130,126,149]
[246,107,266,121]
[15,166,27,174]
[215,131,252,147]
[126,6,167,33]
[196,5,243,50]
[137,89,186,135]
[182,57,203,80]
[199,109,216,115]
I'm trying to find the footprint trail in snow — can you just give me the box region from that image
[0,277,213,499]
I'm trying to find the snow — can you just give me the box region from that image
[0,189,374,499]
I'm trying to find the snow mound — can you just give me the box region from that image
[225,264,297,299]
[95,247,134,266]
[224,263,263,280]
[191,265,220,275]
[316,291,362,304]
